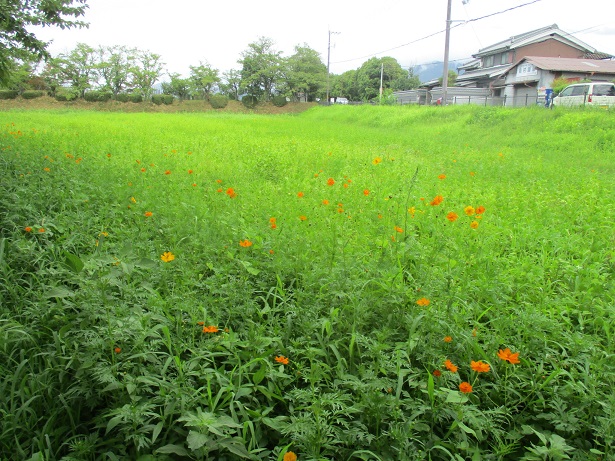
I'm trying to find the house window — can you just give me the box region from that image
[483,56,494,67]
[500,52,509,65]
[516,63,537,76]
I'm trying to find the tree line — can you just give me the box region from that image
[2,37,423,104]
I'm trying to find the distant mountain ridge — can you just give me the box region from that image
[412,61,462,83]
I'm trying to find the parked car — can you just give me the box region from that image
[552,82,615,108]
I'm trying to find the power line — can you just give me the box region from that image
[331,0,544,65]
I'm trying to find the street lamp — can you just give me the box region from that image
[326,30,340,105]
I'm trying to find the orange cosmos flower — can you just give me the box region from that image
[444,336,452,343]
[38,228,45,233]
[164,170,171,175]
[438,174,446,180]
[160,251,175,262]
[202,325,219,333]
[144,211,153,217]
[327,177,335,186]
[140,168,146,172]
[394,226,403,233]
[322,199,329,205]
[416,297,430,306]
[459,382,473,393]
[114,347,121,354]
[464,206,475,216]
[239,239,253,247]
[343,183,349,189]
[363,189,370,196]
[297,191,304,198]
[217,188,223,193]
[476,206,486,214]
[470,221,479,229]
[283,451,297,461]
[43,167,50,172]
[372,157,382,165]
[299,215,307,221]
[433,369,442,377]
[469,171,476,176]
[24,226,32,232]
[430,195,444,206]
[226,188,237,198]
[216,179,222,183]
[275,355,289,365]
[188,169,193,174]
[446,212,458,222]
[471,360,490,373]
[497,348,520,364]
[444,359,458,373]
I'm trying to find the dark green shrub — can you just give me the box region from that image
[115,93,130,102]
[162,94,174,105]
[55,91,78,102]
[21,90,45,99]
[0,90,18,100]
[130,93,143,103]
[151,94,163,105]
[84,91,112,102]
[209,94,229,109]
[242,95,258,108]
[272,95,287,107]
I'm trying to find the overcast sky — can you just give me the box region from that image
[31,0,615,78]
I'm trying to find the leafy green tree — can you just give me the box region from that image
[285,44,326,102]
[131,50,164,100]
[0,59,37,92]
[162,73,191,100]
[96,45,136,96]
[332,69,359,101]
[391,68,420,91]
[0,0,88,84]
[356,57,406,101]
[238,37,283,101]
[51,42,97,97]
[189,61,220,100]
[219,69,243,100]
[438,70,458,87]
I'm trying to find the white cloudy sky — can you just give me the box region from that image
[31,0,615,78]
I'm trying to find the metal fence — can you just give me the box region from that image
[393,88,546,107]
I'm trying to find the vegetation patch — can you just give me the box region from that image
[1,105,614,460]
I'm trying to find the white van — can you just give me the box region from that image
[552,82,615,108]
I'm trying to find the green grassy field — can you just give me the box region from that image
[1,105,614,461]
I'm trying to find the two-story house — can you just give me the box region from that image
[455,24,607,96]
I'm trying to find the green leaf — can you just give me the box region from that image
[44,286,74,298]
[155,444,190,456]
[186,430,210,450]
[252,363,267,385]
[63,251,84,273]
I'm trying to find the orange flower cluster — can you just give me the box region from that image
[327,177,335,186]
[269,217,277,229]
[470,360,491,373]
[226,188,237,198]
[459,382,473,394]
[498,348,520,364]
[239,239,253,247]
[416,297,430,306]
[275,355,289,365]
[430,195,444,206]
[444,359,458,373]
[443,336,452,343]
[202,325,219,333]
[283,451,297,461]
[161,251,175,262]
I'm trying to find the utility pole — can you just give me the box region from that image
[326,29,340,105]
[441,0,452,105]
[379,63,384,102]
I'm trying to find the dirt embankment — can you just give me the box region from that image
[0,96,317,114]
